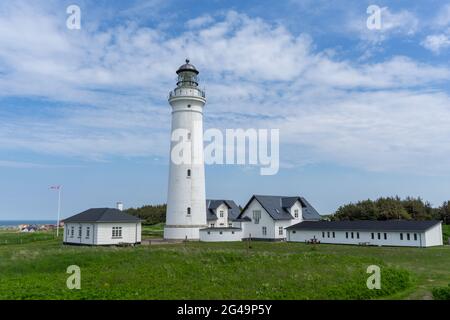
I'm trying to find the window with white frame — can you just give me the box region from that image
[262,226,267,236]
[86,227,90,239]
[78,226,82,238]
[187,207,191,215]
[253,210,261,224]
[219,210,224,218]
[279,227,284,236]
[414,233,418,241]
[112,226,122,238]
[294,209,299,218]
[70,226,74,238]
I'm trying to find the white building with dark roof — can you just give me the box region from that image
[199,199,243,242]
[236,195,321,241]
[63,208,142,246]
[286,220,443,247]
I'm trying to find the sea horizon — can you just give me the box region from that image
[0,220,56,227]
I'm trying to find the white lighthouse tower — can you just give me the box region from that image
[164,60,207,240]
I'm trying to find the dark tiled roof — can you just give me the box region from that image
[238,195,321,221]
[286,220,442,232]
[300,197,321,221]
[64,208,141,223]
[206,199,241,221]
[233,216,252,222]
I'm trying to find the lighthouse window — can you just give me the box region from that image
[187,104,191,108]
[187,207,191,215]
[187,169,191,177]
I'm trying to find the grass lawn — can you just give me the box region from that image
[0,229,449,300]
[0,230,56,245]
[141,223,164,239]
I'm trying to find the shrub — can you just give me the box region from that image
[432,284,450,300]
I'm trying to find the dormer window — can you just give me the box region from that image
[294,209,299,218]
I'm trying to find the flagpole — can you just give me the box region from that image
[57,186,62,238]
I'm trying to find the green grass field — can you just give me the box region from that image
[141,223,164,239]
[0,228,448,300]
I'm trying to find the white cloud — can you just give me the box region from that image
[0,2,450,174]
[186,15,215,29]
[422,33,450,54]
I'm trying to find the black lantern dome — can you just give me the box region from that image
[176,59,200,87]
[176,59,199,75]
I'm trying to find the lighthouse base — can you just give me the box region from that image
[164,225,208,240]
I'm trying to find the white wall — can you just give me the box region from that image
[274,220,291,240]
[165,93,207,240]
[96,223,141,245]
[64,222,141,245]
[290,201,303,223]
[214,203,230,227]
[424,223,443,247]
[240,199,275,239]
[199,229,242,242]
[287,227,442,247]
[64,223,96,245]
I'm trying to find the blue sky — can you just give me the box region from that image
[1,0,450,220]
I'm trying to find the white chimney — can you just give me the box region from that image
[116,202,124,211]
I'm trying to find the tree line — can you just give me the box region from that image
[125,204,166,225]
[332,197,450,224]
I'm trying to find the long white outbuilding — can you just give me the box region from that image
[63,208,142,246]
[286,220,443,247]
